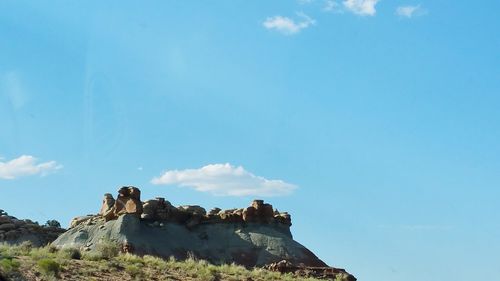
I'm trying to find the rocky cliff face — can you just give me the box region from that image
[53,186,323,267]
[53,214,325,267]
[51,186,355,280]
[0,209,65,246]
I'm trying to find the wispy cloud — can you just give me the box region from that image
[151,163,297,197]
[1,71,28,109]
[263,12,316,35]
[343,0,379,16]
[396,5,426,18]
[323,0,342,12]
[0,155,63,180]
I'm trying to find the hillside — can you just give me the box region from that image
[0,242,353,281]
[0,186,356,280]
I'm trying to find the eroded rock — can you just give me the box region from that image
[0,212,65,246]
[97,187,292,228]
[264,260,357,281]
[114,186,143,216]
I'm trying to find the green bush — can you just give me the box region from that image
[0,258,20,273]
[95,240,119,260]
[125,264,142,278]
[58,247,81,260]
[44,220,61,228]
[116,253,144,265]
[82,251,104,261]
[29,246,55,260]
[37,258,60,276]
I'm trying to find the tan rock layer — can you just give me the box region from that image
[74,186,292,228]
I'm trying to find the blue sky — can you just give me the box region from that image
[1,1,499,280]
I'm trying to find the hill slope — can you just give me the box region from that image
[0,243,354,281]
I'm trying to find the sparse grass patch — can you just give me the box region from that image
[0,243,334,281]
[82,249,108,261]
[37,258,60,277]
[0,242,32,257]
[95,239,120,260]
[29,245,56,260]
[116,253,144,265]
[142,255,168,270]
[125,264,143,278]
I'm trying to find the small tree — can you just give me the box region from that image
[44,220,61,228]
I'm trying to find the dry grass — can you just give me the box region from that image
[0,242,335,281]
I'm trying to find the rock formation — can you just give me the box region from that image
[0,209,65,246]
[53,186,355,280]
[114,186,143,216]
[72,186,291,229]
[264,260,356,281]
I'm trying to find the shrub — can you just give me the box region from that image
[29,246,55,260]
[37,258,60,276]
[44,220,61,228]
[125,264,142,278]
[95,240,119,260]
[18,241,33,255]
[58,247,81,260]
[0,258,20,273]
[48,245,59,253]
[116,253,144,265]
[143,255,168,270]
[82,251,104,261]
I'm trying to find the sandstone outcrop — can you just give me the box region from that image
[264,260,356,281]
[0,209,65,246]
[114,186,143,216]
[91,186,144,223]
[85,186,292,229]
[54,186,355,279]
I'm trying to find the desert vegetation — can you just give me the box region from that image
[0,241,350,281]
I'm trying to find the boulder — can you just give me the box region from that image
[70,216,95,228]
[0,223,16,231]
[264,260,357,281]
[141,200,159,220]
[243,200,275,223]
[114,186,143,216]
[178,205,206,216]
[141,197,177,221]
[208,208,221,216]
[99,193,115,216]
[12,219,26,227]
[275,212,292,226]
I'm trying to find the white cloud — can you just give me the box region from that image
[263,13,316,35]
[343,0,379,16]
[151,163,297,197]
[396,5,425,18]
[323,0,342,12]
[0,155,62,180]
